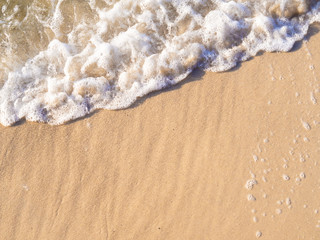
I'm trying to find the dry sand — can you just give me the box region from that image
[1,25,320,240]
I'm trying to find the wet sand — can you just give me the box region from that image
[0,25,320,240]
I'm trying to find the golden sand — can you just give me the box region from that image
[0,25,320,239]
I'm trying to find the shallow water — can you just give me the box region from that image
[0,0,320,126]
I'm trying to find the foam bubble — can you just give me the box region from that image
[300,172,306,178]
[303,137,310,142]
[286,198,291,206]
[301,120,311,130]
[282,174,290,181]
[247,194,256,201]
[256,231,262,238]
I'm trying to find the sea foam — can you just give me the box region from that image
[0,0,320,125]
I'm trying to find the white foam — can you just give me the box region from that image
[1,0,320,125]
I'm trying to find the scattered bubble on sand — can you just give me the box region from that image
[86,122,92,129]
[296,177,301,183]
[257,145,262,153]
[279,75,285,80]
[263,168,272,174]
[315,209,319,214]
[246,179,258,190]
[300,156,306,163]
[252,209,257,214]
[309,65,315,70]
[310,92,317,104]
[301,120,311,131]
[261,158,266,163]
[295,92,300,97]
[253,216,258,223]
[256,231,262,238]
[263,193,268,199]
[300,172,306,179]
[248,194,256,201]
[250,171,256,178]
[277,200,283,205]
[253,155,259,162]
[262,212,267,217]
[282,174,290,181]
[303,137,310,142]
[283,164,288,169]
[286,198,291,206]
[276,209,282,215]
[22,185,29,191]
[304,205,308,208]
[262,176,267,182]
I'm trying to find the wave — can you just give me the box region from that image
[0,0,320,125]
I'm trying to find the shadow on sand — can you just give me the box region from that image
[126,68,206,109]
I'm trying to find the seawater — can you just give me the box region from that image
[0,0,319,126]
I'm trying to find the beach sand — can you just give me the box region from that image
[1,25,320,240]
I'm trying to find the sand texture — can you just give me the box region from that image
[1,25,320,240]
